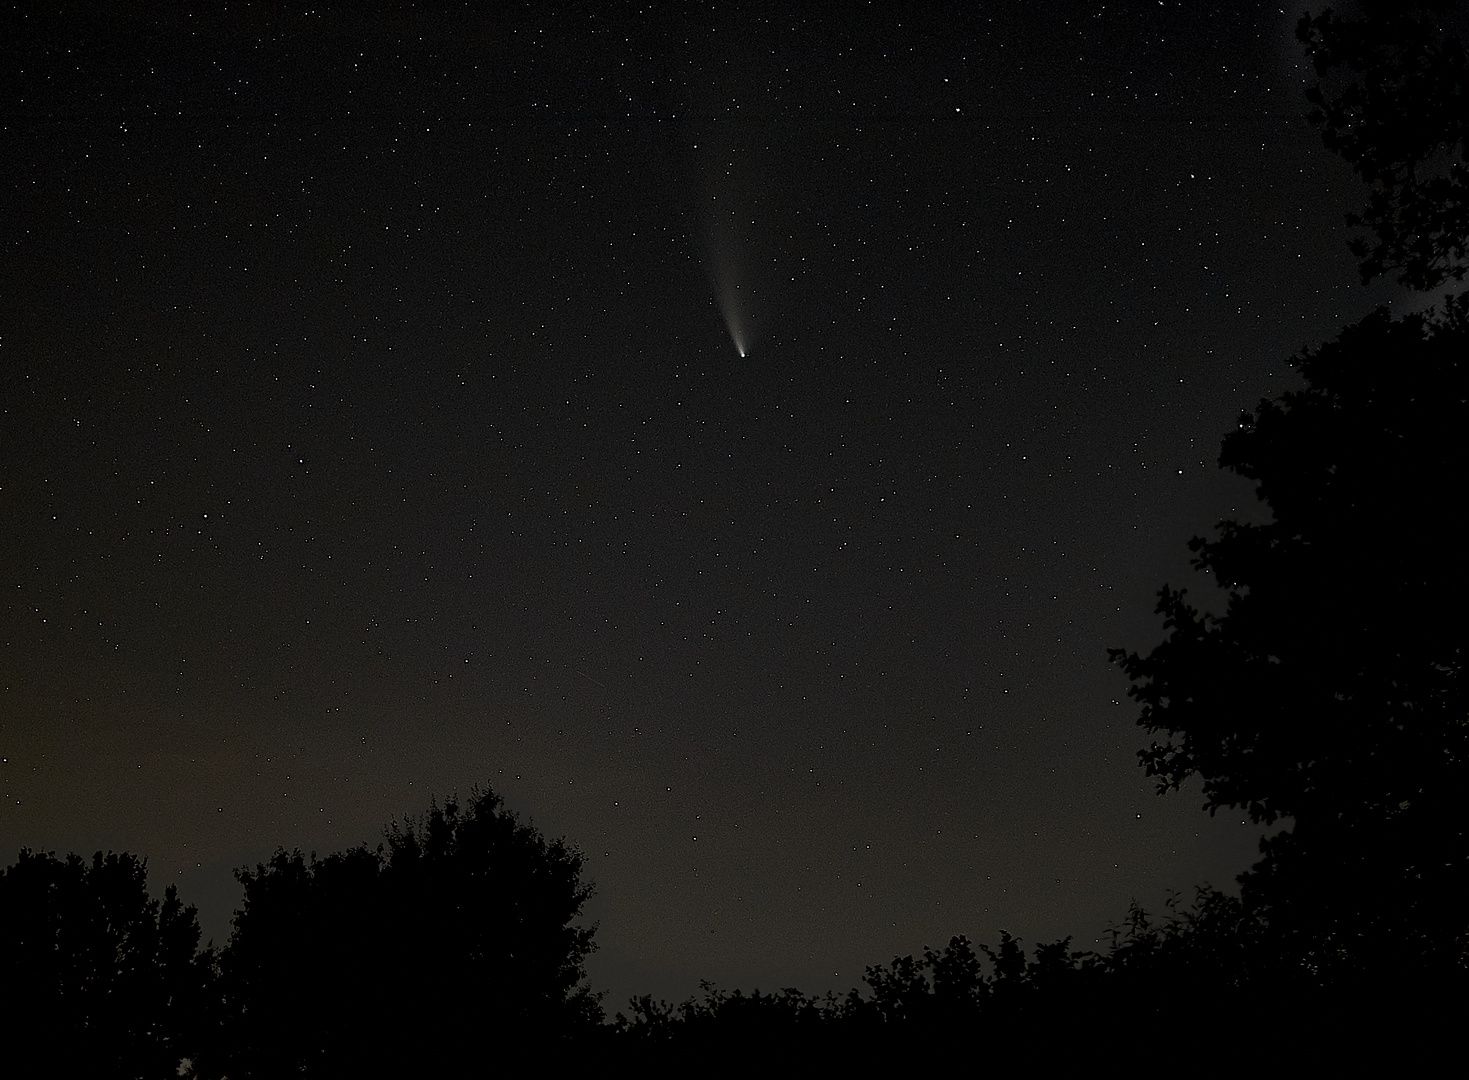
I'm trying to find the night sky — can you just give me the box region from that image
[2,2,1405,1006]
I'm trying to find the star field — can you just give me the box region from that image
[1,2,1397,1004]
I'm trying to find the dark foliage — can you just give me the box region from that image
[610,881,1461,1062]
[610,897,1278,1066]
[200,786,600,1078]
[1098,0,1469,1015]
[1299,1,1469,288]
[1111,296,1469,981]
[0,849,211,1077]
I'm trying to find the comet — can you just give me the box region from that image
[716,279,750,358]
[699,154,759,359]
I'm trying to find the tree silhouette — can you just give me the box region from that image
[1299,1,1469,288]
[1111,1,1469,998]
[0,848,212,1077]
[1111,297,1469,983]
[204,785,600,1078]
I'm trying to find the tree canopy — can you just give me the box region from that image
[1110,296,1469,977]
[1114,0,1469,983]
[1299,0,1469,288]
[0,849,211,1077]
[204,785,600,1078]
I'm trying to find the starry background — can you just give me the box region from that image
[2,1,1397,1006]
